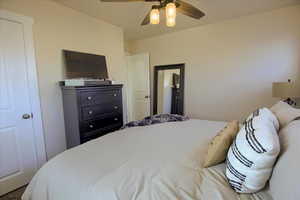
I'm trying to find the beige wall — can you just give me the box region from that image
[0,0,127,159]
[124,40,133,55]
[131,5,300,122]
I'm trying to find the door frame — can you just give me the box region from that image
[153,63,185,115]
[0,10,47,167]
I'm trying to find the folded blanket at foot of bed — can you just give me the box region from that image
[122,114,189,129]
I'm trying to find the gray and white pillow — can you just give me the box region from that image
[226,108,280,193]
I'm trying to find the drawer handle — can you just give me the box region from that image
[89,124,94,128]
[113,94,117,97]
[88,110,93,115]
[87,96,92,100]
[114,106,118,109]
[114,118,118,121]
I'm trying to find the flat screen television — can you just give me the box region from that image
[63,50,108,79]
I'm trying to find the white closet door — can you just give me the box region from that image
[127,53,150,121]
[0,18,38,195]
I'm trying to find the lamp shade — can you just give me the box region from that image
[166,16,176,27]
[272,82,300,98]
[150,8,160,24]
[166,2,176,18]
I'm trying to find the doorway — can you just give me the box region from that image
[126,53,151,121]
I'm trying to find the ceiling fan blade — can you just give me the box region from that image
[176,0,205,19]
[101,0,143,2]
[141,11,151,25]
[101,0,157,2]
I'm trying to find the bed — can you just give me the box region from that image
[23,119,274,200]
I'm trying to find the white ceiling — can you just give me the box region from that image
[53,0,300,41]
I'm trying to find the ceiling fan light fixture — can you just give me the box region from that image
[166,2,176,27]
[150,7,160,25]
[166,16,176,27]
[166,2,176,18]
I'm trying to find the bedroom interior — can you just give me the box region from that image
[0,0,300,199]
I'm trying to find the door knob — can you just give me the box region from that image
[144,95,150,99]
[22,114,31,119]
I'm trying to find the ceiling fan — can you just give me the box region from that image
[101,0,205,27]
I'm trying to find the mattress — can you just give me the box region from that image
[22,119,272,200]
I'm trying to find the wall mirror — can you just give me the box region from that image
[153,64,185,115]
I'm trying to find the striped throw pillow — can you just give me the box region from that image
[226,108,280,193]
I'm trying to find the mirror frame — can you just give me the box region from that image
[153,63,185,115]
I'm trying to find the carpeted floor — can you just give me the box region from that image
[0,186,26,200]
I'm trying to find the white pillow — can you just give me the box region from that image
[226,108,280,193]
[269,120,300,200]
[246,108,279,131]
[270,101,300,129]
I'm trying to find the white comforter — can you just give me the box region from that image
[23,120,272,200]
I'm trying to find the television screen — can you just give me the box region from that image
[63,50,108,79]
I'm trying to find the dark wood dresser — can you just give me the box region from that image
[61,85,123,149]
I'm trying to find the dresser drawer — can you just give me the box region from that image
[80,90,121,106]
[81,103,122,120]
[80,124,122,144]
[80,115,122,133]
